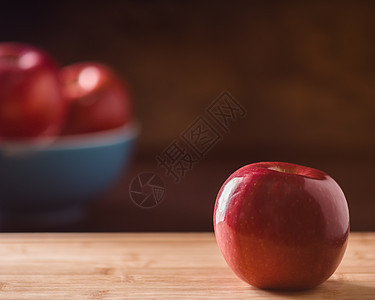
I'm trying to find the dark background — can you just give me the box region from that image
[0,0,374,231]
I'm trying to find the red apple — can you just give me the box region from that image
[0,42,66,139]
[214,162,349,290]
[59,62,132,135]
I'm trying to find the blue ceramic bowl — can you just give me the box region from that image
[0,123,139,223]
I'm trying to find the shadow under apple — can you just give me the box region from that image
[261,279,375,299]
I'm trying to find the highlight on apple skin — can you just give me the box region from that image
[213,161,350,290]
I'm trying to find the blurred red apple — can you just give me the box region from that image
[59,62,132,134]
[214,162,349,290]
[0,42,66,140]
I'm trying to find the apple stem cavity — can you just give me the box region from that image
[267,166,290,173]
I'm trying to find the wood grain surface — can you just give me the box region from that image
[0,232,373,299]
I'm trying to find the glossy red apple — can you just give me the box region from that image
[214,162,349,290]
[0,42,65,139]
[59,62,132,135]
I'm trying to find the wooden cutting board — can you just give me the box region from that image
[0,232,373,299]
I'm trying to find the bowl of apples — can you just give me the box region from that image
[0,42,138,224]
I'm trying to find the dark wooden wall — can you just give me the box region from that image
[1,1,374,231]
